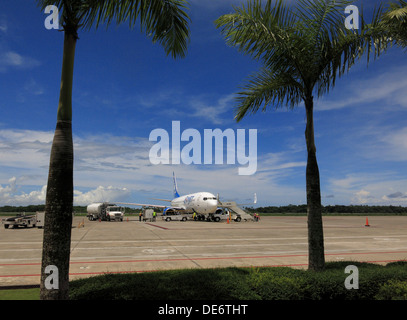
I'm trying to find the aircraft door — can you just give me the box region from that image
[195,195,203,213]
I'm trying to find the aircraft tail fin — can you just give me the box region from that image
[173,172,180,198]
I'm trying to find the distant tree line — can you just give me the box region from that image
[246,204,407,214]
[0,205,47,213]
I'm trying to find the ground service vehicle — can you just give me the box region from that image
[210,211,238,222]
[2,214,37,229]
[36,211,45,228]
[141,208,157,222]
[163,211,189,221]
[2,211,72,229]
[87,203,125,221]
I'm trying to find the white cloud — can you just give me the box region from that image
[74,186,131,206]
[0,51,41,72]
[13,185,48,205]
[0,14,7,33]
[328,173,407,205]
[0,177,47,205]
[24,79,44,96]
[0,177,131,206]
[0,177,17,196]
[139,91,236,125]
[342,125,407,163]
[0,127,307,206]
[351,189,373,204]
[187,94,235,125]
[379,127,407,161]
[0,22,7,33]
[1,120,406,207]
[315,65,407,111]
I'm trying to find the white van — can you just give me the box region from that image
[163,212,188,221]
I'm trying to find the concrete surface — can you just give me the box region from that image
[1,215,407,287]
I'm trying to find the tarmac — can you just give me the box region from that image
[1,215,407,287]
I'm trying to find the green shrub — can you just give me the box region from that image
[375,280,407,300]
[247,267,309,300]
[69,261,407,300]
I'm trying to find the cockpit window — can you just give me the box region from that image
[203,197,217,201]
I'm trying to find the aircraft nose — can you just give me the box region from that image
[208,199,218,211]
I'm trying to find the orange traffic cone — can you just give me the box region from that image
[365,217,370,227]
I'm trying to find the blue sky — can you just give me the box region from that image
[0,0,406,207]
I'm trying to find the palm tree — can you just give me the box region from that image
[381,0,407,47]
[36,0,190,300]
[216,0,385,271]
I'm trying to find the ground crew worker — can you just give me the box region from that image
[139,211,142,222]
[153,211,156,221]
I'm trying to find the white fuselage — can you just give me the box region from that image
[171,192,218,214]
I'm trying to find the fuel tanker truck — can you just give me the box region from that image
[86,202,125,221]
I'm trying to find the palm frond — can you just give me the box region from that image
[215,0,296,62]
[385,0,407,20]
[295,0,352,36]
[217,0,392,117]
[82,0,190,58]
[381,0,407,47]
[234,67,304,122]
[36,0,190,58]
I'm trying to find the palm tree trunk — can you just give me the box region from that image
[40,32,77,300]
[304,95,325,271]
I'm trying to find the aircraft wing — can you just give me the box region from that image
[151,198,172,202]
[116,202,167,209]
[116,202,187,212]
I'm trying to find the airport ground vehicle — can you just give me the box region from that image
[162,211,189,221]
[140,208,158,222]
[36,211,45,228]
[2,214,37,229]
[87,203,125,221]
[2,211,65,229]
[210,211,237,222]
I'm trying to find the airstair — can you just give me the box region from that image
[221,201,254,221]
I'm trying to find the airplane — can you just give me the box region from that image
[117,172,256,221]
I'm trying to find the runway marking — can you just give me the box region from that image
[0,239,404,254]
[142,248,176,254]
[2,249,407,267]
[1,234,407,246]
[145,223,169,230]
[2,257,407,279]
